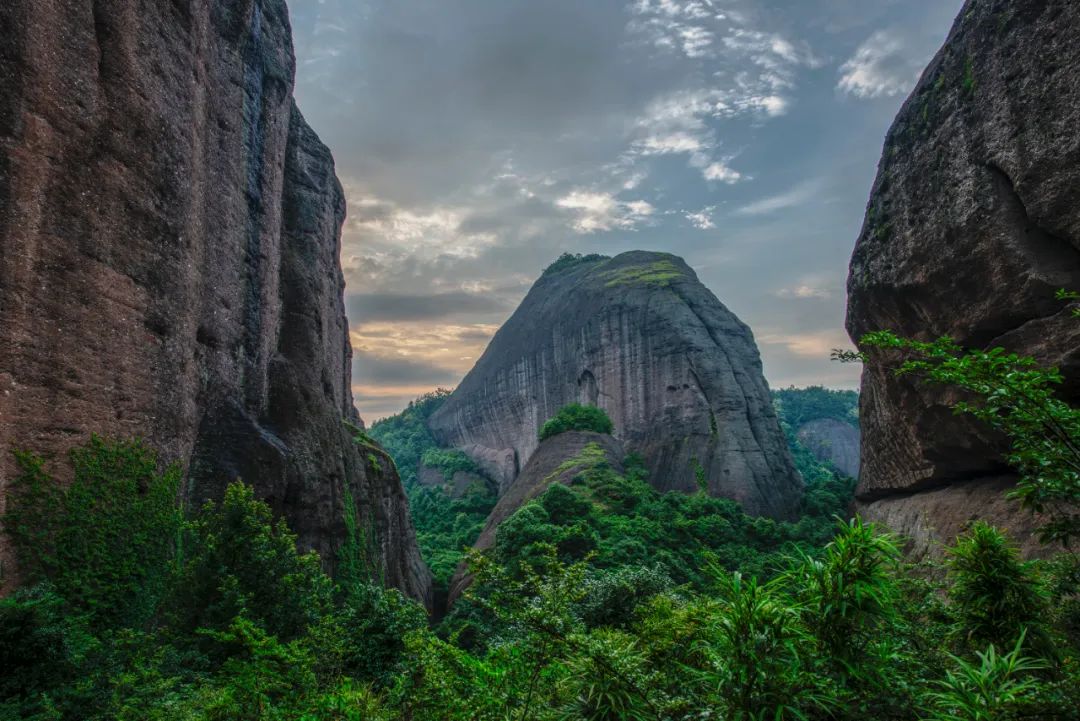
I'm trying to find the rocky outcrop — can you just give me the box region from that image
[447,431,625,604]
[417,460,493,499]
[796,419,860,479]
[846,0,1080,554]
[429,251,803,519]
[0,0,431,606]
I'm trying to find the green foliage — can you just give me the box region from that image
[172,482,333,644]
[0,584,99,720]
[693,571,830,720]
[925,634,1047,721]
[786,517,900,664]
[369,390,498,596]
[841,330,1080,543]
[419,447,479,481]
[598,257,685,288]
[407,482,497,596]
[947,522,1050,654]
[543,252,609,276]
[773,385,859,429]
[368,389,452,488]
[539,403,614,441]
[3,436,182,629]
[6,424,1080,721]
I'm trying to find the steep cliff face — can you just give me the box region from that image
[447,431,625,605]
[846,0,1080,555]
[429,251,802,519]
[0,0,431,605]
[796,419,860,480]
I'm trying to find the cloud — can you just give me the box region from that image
[702,160,743,184]
[352,350,461,386]
[347,292,512,323]
[734,180,821,216]
[837,30,921,98]
[556,191,655,233]
[758,329,852,359]
[684,207,716,229]
[289,0,963,417]
[775,284,834,299]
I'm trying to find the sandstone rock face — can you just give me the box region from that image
[447,431,625,604]
[0,0,431,606]
[796,419,860,479]
[846,0,1080,553]
[430,251,802,519]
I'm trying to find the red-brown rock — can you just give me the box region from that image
[0,0,431,607]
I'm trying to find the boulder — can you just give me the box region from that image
[846,0,1080,555]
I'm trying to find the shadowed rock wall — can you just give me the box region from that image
[846,0,1080,556]
[0,0,431,605]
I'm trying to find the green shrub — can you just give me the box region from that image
[3,436,182,629]
[947,522,1050,654]
[539,404,614,441]
[172,482,333,645]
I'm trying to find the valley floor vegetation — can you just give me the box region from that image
[2,357,1079,719]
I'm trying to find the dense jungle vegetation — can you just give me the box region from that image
[2,350,1079,719]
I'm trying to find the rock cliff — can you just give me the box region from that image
[796,419,860,480]
[429,251,802,519]
[447,431,625,604]
[846,0,1080,556]
[0,0,431,605]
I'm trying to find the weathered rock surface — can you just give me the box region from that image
[0,0,431,606]
[796,419,860,479]
[430,251,802,519]
[416,460,493,499]
[447,431,625,604]
[846,0,1080,553]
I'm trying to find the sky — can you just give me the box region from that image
[287,0,966,421]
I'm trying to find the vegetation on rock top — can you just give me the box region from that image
[538,403,615,442]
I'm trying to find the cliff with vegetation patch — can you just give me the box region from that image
[0,0,431,605]
[429,251,802,519]
[846,0,1080,556]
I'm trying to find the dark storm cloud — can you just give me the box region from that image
[287,0,968,417]
[347,291,512,323]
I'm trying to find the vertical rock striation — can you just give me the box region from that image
[0,0,431,606]
[429,251,802,519]
[846,0,1080,556]
[796,419,860,480]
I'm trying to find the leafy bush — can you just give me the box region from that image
[539,403,614,441]
[772,385,859,429]
[3,436,182,629]
[171,482,333,645]
[542,252,609,276]
[841,330,1080,543]
[947,522,1049,654]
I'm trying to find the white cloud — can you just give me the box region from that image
[734,180,820,216]
[838,31,921,99]
[344,188,495,259]
[556,190,655,233]
[702,160,743,184]
[684,207,716,229]
[633,132,705,155]
[775,284,833,299]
